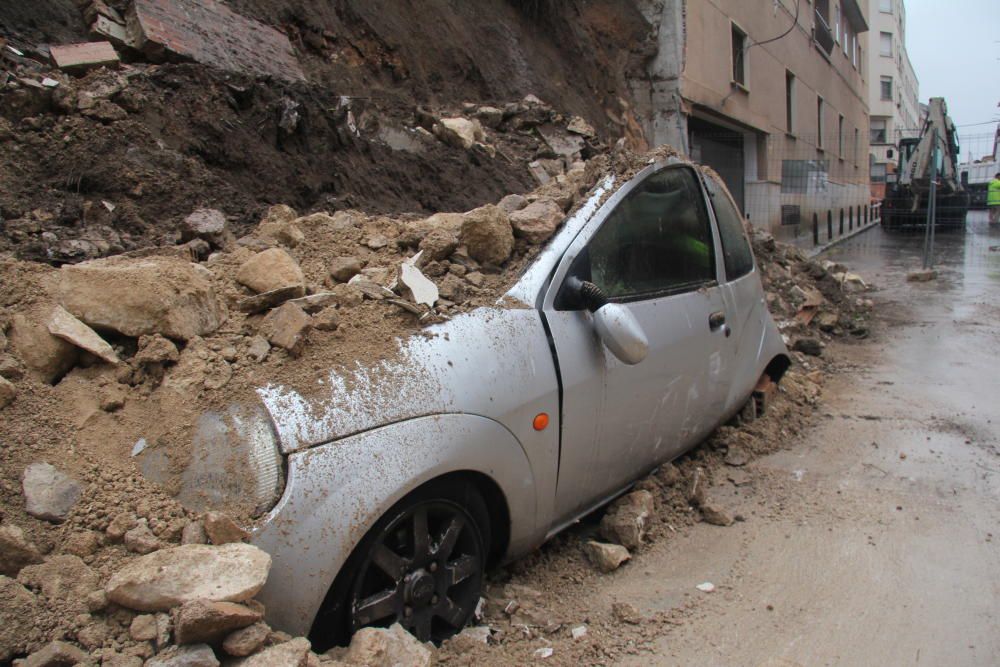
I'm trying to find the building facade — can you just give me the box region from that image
[866,0,920,199]
[630,0,873,243]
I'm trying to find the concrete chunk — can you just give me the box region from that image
[50,41,120,73]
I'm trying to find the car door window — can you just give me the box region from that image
[564,167,716,304]
[703,171,754,280]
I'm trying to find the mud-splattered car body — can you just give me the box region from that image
[208,158,790,638]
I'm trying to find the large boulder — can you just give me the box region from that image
[461,205,514,265]
[105,543,271,612]
[58,256,223,340]
[22,462,82,523]
[236,248,305,295]
[509,198,564,244]
[8,309,78,383]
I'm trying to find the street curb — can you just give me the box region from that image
[807,221,881,257]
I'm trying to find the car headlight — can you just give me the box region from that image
[137,402,285,519]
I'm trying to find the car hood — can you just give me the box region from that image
[254,303,559,454]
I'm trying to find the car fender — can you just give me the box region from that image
[250,413,539,636]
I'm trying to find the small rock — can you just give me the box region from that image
[696,582,716,593]
[22,462,82,523]
[584,541,631,573]
[329,256,363,282]
[364,234,389,250]
[222,622,270,657]
[124,518,161,554]
[497,194,528,214]
[792,338,823,357]
[61,530,102,558]
[345,624,432,667]
[571,625,587,640]
[237,286,306,314]
[611,602,643,625]
[0,354,23,380]
[286,292,339,314]
[181,520,208,545]
[726,469,752,487]
[257,212,305,248]
[145,643,219,667]
[22,640,89,667]
[260,302,312,357]
[77,620,109,650]
[85,589,108,613]
[106,513,137,542]
[173,599,262,644]
[0,376,15,409]
[47,304,120,364]
[105,543,271,612]
[418,228,460,262]
[566,115,597,138]
[509,197,564,244]
[687,467,707,507]
[0,576,41,662]
[534,647,555,659]
[464,271,485,287]
[8,309,78,383]
[202,512,248,545]
[700,501,735,527]
[724,446,750,467]
[461,204,514,265]
[182,209,232,248]
[236,248,305,294]
[599,490,654,550]
[656,463,682,487]
[135,334,180,366]
[232,636,311,667]
[245,336,271,363]
[312,308,339,332]
[130,614,158,641]
[0,524,43,576]
[475,105,504,128]
[100,383,127,412]
[433,117,485,150]
[906,268,937,283]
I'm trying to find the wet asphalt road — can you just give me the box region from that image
[612,210,1000,666]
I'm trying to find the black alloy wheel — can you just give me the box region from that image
[311,481,490,649]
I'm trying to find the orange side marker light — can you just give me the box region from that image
[533,413,550,431]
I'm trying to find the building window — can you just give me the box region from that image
[879,0,892,12]
[880,31,893,57]
[871,164,887,183]
[785,71,796,133]
[731,23,747,87]
[871,118,887,143]
[834,4,841,43]
[838,114,845,156]
[880,76,893,101]
[817,97,824,148]
[854,127,860,164]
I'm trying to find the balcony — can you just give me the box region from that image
[814,10,834,55]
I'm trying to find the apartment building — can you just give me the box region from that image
[867,0,920,199]
[630,0,873,243]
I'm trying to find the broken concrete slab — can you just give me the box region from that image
[399,262,439,307]
[47,305,120,364]
[50,41,120,73]
[129,0,306,82]
[237,285,306,314]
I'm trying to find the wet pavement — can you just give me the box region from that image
[614,211,1000,665]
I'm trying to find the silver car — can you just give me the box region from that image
[177,157,789,648]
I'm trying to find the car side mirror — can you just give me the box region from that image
[594,302,648,365]
[566,278,648,365]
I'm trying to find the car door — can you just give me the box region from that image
[541,164,734,524]
[701,170,768,415]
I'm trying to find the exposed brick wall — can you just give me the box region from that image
[130,0,305,82]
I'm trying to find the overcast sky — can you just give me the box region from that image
[904,0,1000,161]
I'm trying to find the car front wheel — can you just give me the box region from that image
[311,480,490,648]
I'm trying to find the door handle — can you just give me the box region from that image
[709,311,731,337]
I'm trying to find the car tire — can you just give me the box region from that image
[309,478,490,650]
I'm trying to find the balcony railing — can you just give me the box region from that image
[814,10,834,55]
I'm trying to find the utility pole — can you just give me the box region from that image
[922,127,938,270]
